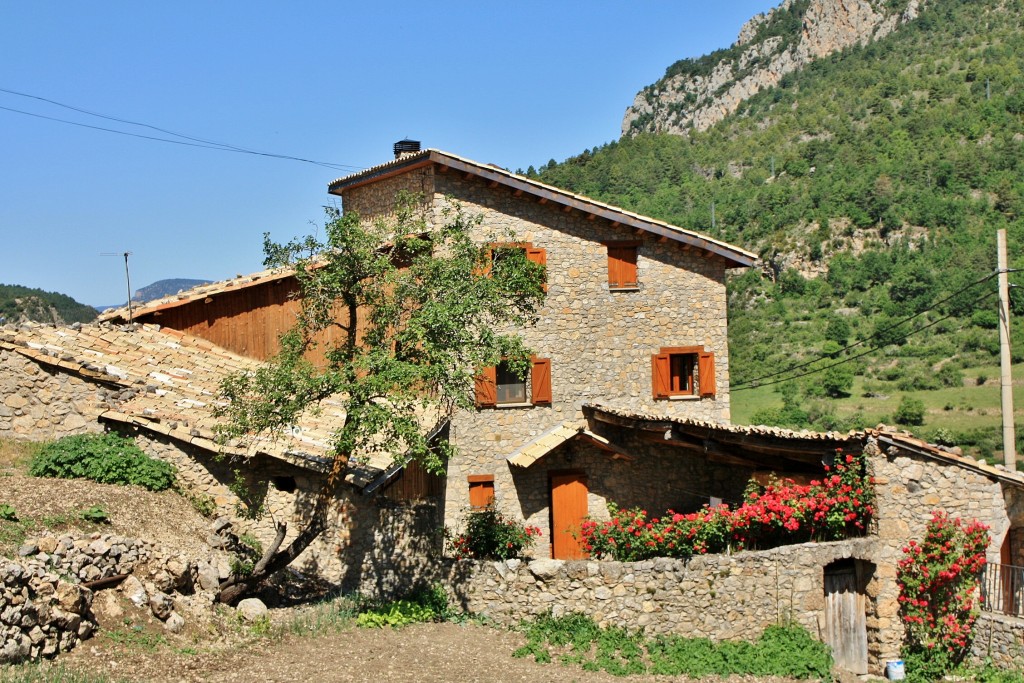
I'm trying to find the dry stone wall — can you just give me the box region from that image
[972,613,1024,670]
[0,348,107,441]
[449,538,875,640]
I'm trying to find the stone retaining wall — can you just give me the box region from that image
[449,538,876,641]
[972,613,1024,670]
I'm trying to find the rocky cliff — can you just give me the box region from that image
[622,0,924,136]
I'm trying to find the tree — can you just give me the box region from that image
[213,195,546,602]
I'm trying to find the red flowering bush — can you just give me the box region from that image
[897,511,989,668]
[581,449,874,561]
[445,507,542,560]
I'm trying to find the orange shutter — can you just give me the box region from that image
[475,366,497,407]
[531,357,552,405]
[526,247,547,291]
[608,246,637,288]
[651,353,671,399]
[468,475,495,509]
[698,351,716,398]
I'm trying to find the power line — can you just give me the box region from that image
[732,270,1003,392]
[734,290,999,392]
[0,87,362,172]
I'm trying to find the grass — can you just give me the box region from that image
[0,665,117,683]
[284,593,360,637]
[513,613,834,680]
[101,626,168,652]
[732,362,1024,467]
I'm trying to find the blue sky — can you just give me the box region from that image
[1,2,778,307]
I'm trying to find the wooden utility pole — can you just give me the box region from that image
[997,229,1016,469]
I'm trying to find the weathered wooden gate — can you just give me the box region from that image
[550,471,588,560]
[824,561,868,675]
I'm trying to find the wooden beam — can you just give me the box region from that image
[488,180,499,189]
[658,236,669,243]
[634,228,646,236]
[513,189,524,198]
[586,213,597,221]
[611,221,621,229]
[562,205,573,213]
[436,164,448,174]
[538,197,549,205]
[463,171,474,181]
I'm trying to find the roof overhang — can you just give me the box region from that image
[329,149,758,269]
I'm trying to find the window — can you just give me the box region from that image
[604,241,640,290]
[651,346,716,399]
[468,474,495,509]
[475,357,552,408]
[496,361,527,404]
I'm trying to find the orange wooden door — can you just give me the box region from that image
[550,473,588,560]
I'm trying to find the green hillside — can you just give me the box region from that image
[0,284,98,324]
[529,0,1024,459]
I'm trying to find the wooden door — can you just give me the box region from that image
[550,472,588,560]
[824,565,868,675]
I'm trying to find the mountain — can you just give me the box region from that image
[132,278,212,304]
[0,284,98,325]
[530,0,1024,457]
[623,0,925,136]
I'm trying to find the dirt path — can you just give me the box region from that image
[46,621,795,683]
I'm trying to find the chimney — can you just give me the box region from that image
[394,139,421,159]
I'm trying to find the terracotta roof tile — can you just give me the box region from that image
[0,322,395,484]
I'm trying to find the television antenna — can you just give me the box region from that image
[101,251,134,323]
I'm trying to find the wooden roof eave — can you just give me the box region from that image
[328,150,756,269]
[426,154,755,269]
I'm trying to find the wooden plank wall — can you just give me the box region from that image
[137,277,346,367]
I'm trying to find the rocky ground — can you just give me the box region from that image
[1,441,811,682]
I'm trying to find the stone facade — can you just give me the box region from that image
[343,166,735,543]
[972,613,1024,670]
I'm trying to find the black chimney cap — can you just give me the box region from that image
[394,139,421,158]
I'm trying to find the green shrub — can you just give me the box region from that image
[0,504,17,522]
[78,505,109,524]
[445,508,541,560]
[30,433,176,491]
[355,585,453,628]
[894,396,926,426]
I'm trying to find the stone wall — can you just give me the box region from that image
[866,435,1021,665]
[0,348,107,441]
[448,538,875,641]
[0,556,94,663]
[972,612,1024,670]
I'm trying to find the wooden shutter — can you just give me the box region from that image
[698,351,716,398]
[651,353,671,399]
[475,366,497,408]
[526,247,547,291]
[468,475,495,509]
[607,245,638,289]
[531,357,552,405]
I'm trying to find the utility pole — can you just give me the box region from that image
[997,229,1015,469]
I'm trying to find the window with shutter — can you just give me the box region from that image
[468,475,495,509]
[651,346,716,399]
[476,357,552,408]
[604,241,640,290]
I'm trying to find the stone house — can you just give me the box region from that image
[100,144,758,560]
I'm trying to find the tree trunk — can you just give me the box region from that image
[217,457,345,604]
